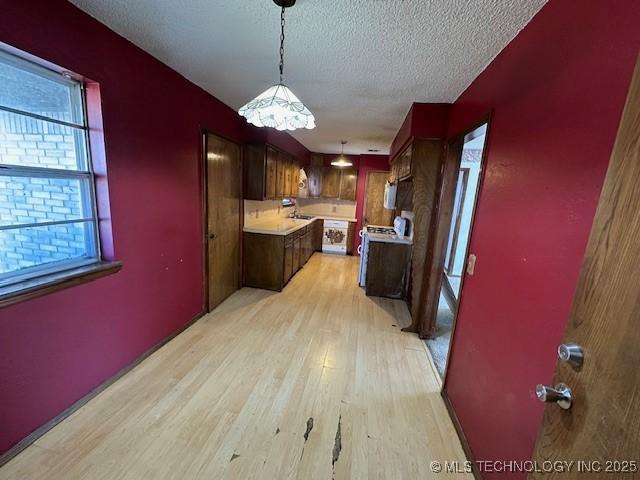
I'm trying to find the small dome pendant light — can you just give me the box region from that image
[238,0,315,131]
[331,141,353,167]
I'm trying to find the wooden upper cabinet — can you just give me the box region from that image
[243,144,267,200]
[291,165,300,197]
[283,154,293,197]
[321,167,341,198]
[244,144,296,200]
[397,144,413,180]
[338,168,357,201]
[265,146,278,199]
[307,165,322,197]
[276,152,287,198]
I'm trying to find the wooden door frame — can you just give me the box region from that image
[362,170,392,226]
[439,116,491,378]
[200,130,244,313]
[416,112,492,341]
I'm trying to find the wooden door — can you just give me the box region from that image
[363,171,393,226]
[321,167,341,198]
[532,56,640,478]
[339,168,358,201]
[265,146,278,199]
[205,132,241,311]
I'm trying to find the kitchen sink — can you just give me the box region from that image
[291,214,315,220]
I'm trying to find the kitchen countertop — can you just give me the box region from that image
[243,215,356,236]
[302,214,357,223]
[243,217,316,236]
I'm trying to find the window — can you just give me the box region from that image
[0,50,100,289]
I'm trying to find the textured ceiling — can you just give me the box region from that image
[69,0,546,154]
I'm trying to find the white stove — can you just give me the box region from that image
[358,217,412,287]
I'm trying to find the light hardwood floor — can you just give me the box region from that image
[0,254,471,480]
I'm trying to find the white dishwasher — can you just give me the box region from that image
[322,219,349,255]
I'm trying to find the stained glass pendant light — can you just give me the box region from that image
[238,0,315,131]
[331,141,353,167]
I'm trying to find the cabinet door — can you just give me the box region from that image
[313,219,323,251]
[308,232,314,262]
[243,144,267,200]
[293,237,301,271]
[265,146,278,199]
[276,152,286,198]
[308,166,322,197]
[284,241,294,283]
[291,163,300,197]
[396,179,414,212]
[398,145,412,179]
[365,241,411,298]
[283,156,292,197]
[339,168,358,201]
[346,222,356,255]
[321,167,341,198]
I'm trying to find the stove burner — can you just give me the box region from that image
[367,226,396,235]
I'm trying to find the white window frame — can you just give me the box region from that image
[0,49,101,288]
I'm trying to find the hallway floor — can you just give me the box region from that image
[0,254,470,480]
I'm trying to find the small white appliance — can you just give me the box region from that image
[322,219,349,255]
[393,216,408,237]
[383,181,397,209]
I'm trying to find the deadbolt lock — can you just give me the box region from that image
[558,343,584,369]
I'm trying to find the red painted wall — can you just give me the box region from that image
[0,0,307,454]
[353,154,390,252]
[443,1,640,477]
[390,103,450,158]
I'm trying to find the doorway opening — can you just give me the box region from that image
[425,123,488,378]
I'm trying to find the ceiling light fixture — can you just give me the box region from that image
[331,141,353,168]
[238,0,315,131]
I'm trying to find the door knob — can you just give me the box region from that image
[558,343,584,369]
[536,383,573,410]
[208,233,217,239]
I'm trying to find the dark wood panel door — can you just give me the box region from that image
[265,146,278,199]
[339,168,358,201]
[283,155,293,197]
[365,241,411,298]
[313,219,323,251]
[363,171,393,226]
[532,55,640,479]
[291,164,300,198]
[293,237,301,271]
[321,167,341,198]
[307,166,322,198]
[284,241,293,284]
[276,152,286,198]
[205,132,241,311]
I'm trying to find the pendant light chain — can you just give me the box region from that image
[279,5,286,83]
[237,1,315,131]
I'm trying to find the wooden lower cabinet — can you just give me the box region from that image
[244,225,316,291]
[346,221,356,255]
[365,241,412,299]
[293,235,301,272]
[284,239,294,284]
[313,219,323,251]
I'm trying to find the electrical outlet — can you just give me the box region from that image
[332,205,337,213]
